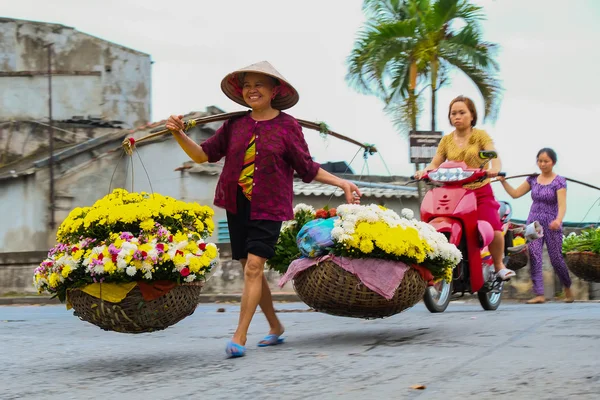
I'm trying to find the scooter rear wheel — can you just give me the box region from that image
[423,280,453,313]
[477,285,503,311]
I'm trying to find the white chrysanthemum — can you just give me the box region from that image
[93,264,105,274]
[91,245,106,255]
[141,262,153,272]
[184,274,197,283]
[126,266,137,276]
[281,220,297,232]
[147,248,159,261]
[293,203,315,215]
[144,271,152,280]
[401,208,415,220]
[121,242,137,252]
[35,277,48,290]
[117,259,128,270]
[331,227,344,241]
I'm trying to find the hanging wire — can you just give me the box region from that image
[378,152,393,177]
[580,196,600,224]
[123,154,131,192]
[326,147,363,206]
[107,149,127,195]
[130,154,135,192]
[135,147,155,196]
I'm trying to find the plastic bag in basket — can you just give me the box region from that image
[297,217,338,258]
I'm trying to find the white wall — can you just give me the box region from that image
[0,174,49,252]
[0,19,151,127]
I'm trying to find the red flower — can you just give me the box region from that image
[176,250,183,256]
[168,235,173,243]
[71,246,79,253]
[98,253,104,261]
[199,243,207,251]
[128,137,135,146]
[141,251,148,258]
[180,267,190,277]
[329,208,337,217]
[111,254,118,263]
[156,243,165,251]
[315,209,328,219]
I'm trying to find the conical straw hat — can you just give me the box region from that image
[220,61,299,110]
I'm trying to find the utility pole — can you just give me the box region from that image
[44,42,55,230]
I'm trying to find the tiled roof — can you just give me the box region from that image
[185,162,416,198]
[293,179,417,199]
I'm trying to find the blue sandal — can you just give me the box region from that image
[225,341,246,358]
[257,334,285,347]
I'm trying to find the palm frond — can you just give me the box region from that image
[346,19,419,100]
[384,94,424,137]
[440,25,500,71]
[362,0,411,23]
[440,57,503,122]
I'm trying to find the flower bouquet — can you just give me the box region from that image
[562,227,600,282]
[272,204,462,318]
[33,189,219,332]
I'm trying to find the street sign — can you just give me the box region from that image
[409,130,443,164]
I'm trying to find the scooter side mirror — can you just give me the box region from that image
[479,150,497,160]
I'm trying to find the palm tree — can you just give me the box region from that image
[347,0,502,133]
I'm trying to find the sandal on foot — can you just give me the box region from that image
[497,268,516,281]
[526,296,546,304]
[257,334,285,347]
[225,341,246,358]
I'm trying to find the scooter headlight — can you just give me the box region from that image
[429,167,474,182]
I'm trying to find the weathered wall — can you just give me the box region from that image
[0,18,151,128]
[0,174,49,252]
[0,121,115,164]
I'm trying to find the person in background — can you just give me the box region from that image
[415,95,515,281]
[499,148,574,304]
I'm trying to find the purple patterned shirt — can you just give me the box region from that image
[200,111,320,221]
[526,175,567,222]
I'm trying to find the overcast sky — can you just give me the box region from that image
[4,0,600,222]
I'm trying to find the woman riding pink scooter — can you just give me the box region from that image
[415,95,516,281]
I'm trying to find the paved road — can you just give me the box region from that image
[1,300,599,400]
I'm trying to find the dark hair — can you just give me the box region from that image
[448,95,477,127]
[537,148,557,164]
[241,72,279,86]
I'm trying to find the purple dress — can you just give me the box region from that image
[526,175,571,295]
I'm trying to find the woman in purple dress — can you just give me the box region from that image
[500,148,574,304]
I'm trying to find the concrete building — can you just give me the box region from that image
[0,17,152,165]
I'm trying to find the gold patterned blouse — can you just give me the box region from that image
[435,128,494,189]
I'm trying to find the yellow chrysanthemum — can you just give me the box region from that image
[189,257,202,273]
[140,219,155,231]
[61,266,72,278]
[48,273,61,288]
[359,239,374,253]
[104,261,117,274]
